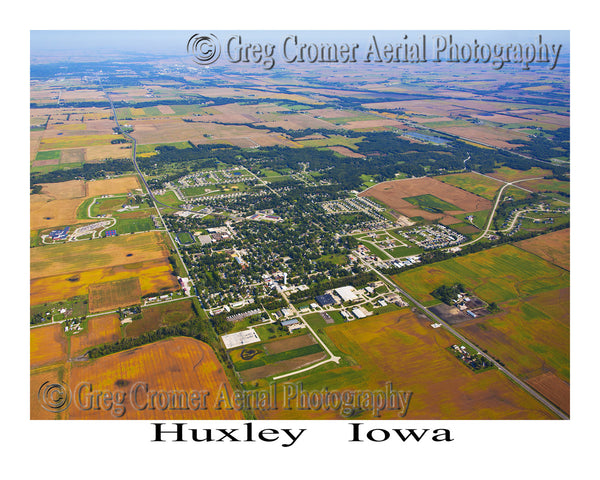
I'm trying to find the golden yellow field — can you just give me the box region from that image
[70,314,122,355]
[67,337,245,420]
[86,176,141,196]
[31,232,179,305]
[258,309,557,420]
[30,323,68,368]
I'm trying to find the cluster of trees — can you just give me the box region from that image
[30,159,134,186]
[431,284,466,305]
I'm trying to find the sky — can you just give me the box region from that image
[30,30,570,57]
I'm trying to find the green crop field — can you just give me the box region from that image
[437,173,502,200]
[35,150,61,161]
[392,244,568,306]
[404,194,462,212]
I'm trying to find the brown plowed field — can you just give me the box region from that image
[515,228,570,270]
[527,372,569,415]
[240,352,327,383]
[359,177,491,219]
[263,333,317,355]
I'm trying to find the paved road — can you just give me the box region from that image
[361,259,569,420]
[461,176,543,247]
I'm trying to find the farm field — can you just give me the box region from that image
[391,244,569,306]
[515,228,570,270]
[436,172,503,200]
[30,323,68,368]
[257,309,558,420]
[30,231,179,306]
[359,177,491,221]
[65,337,245,420]
[488,166,554,182]
[70,313,122,355]
[456,287,569,383]
[30,176,142,230]
[88,277,142,313]
[30,367,68,420]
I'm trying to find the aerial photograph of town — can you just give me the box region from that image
[29,29,571,423]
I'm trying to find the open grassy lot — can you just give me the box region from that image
[125,298,197,338]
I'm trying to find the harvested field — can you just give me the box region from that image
[433,124,530,149]
[342,118,405,130]
[360,177,491,220]
[31,323,68,368]
[31,197,93,231]
[85,144,132,161]
[88,277,142,313]
[39,180,86,199]
[70,314,121,355]
[328,146,365,158]
[527,372,569,415]
[239,352,327,383]
[263,333,316,355]
[68,337,244,419]
[60,148,86,164]
[87,176,141,196]
[515,228,570,270]
[32,158,60,167]
[157,105,175,114]
[258,309,558,420]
